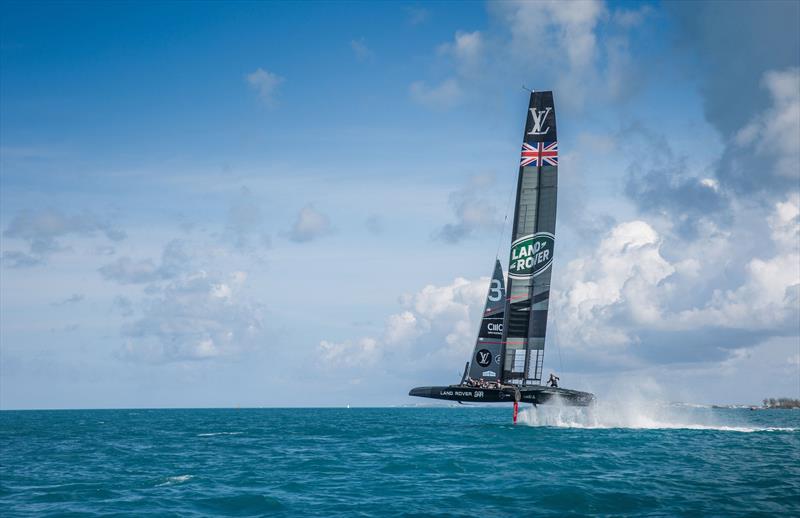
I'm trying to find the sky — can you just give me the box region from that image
[1,0,798,409]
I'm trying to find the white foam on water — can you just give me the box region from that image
[197,431,243,437]
[157,475,193,486]
[517,383,796,433]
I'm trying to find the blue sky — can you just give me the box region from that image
[1,1,798,409]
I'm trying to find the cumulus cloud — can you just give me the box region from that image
[119,270,263,363]
[668,3,799,202]
[286,205,331,243]
[623,123,727,229]
[245,68,284,106]
[674,195,800,331]
[498,0,605,72]
[318,276,489,372]
[324,197,798,377]
[319,337,379,368]
[99,239,190,284]
[436,174,501,243]
[2,208,126,268]
[409,79,463,109]
[553,194,799,366]
[409,1,657,113]
[438,30,484,76]
[553,221,675,353]
[722,67,800,196]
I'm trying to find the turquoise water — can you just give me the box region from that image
[1,406,798,516]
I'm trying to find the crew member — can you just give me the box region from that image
[547,373,559,388]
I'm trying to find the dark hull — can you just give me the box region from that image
[409,385,595,406]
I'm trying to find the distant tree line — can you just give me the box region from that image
[762,398,800,409]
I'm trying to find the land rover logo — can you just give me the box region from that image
[509,232,554,279]
[476,349,492,367]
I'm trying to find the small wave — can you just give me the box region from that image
[157,475,193,487]
[197,431,243,437]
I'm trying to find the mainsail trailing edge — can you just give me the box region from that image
[409,91,594,408]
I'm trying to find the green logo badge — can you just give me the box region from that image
[508,232,554,279]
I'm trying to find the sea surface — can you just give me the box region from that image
[1,405,798,516]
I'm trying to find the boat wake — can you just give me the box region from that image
[518,391,796,432]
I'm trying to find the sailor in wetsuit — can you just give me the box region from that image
[547,373,560,388]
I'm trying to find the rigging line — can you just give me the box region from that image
[494,159,518,261]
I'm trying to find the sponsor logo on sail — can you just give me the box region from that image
[527,107,552,136]
[476,348,492,367]
[482,371,496,377]
[508,232,554,279]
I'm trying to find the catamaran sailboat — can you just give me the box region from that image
[409,91,595,417]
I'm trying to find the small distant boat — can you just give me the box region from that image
[410,91,595,419]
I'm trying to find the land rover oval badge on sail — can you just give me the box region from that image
[508,232,554,279]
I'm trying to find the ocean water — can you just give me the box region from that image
[1,405,798,516]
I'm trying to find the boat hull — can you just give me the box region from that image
[409,385,595,406]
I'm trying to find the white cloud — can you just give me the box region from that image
[99,239,190,284]
[319,337,379,367]
[286,205,331,243]
[2,208,126,268]
[406,6,430,25]
[771,193,800,249]
[384,311,423,345]
[409,78,463,109]
[735,67,800,179]
[438,31,483,74]
[245,68,284,106]
[350,38,374,61]
[554,221,675,350]
[412,0,645,111]
[436,173,501,243]
[120,270,261,363]
[676,196,800,330]
[490,0,609,108]
[99,257,161,284]
[499,0,605,71]
[51,293,85,306]
[225,186,271,251]
[319,276,489,371]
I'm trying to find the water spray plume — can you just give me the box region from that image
[518,381,797,432]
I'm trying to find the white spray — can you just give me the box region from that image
[517,380,794,432]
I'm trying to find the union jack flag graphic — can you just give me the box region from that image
[520,141,558,167]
